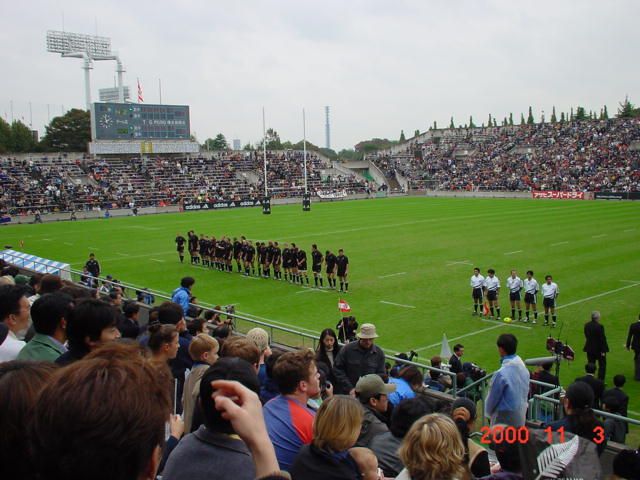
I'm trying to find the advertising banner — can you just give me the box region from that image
[594,191,640,200]
[183,199,263,211]
[532,190,585,200]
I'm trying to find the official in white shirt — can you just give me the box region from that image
[541,275,559,327]
[507,270,523,322]
[523,270,539,324]
[484,269,501,320]
[470,267,485,316]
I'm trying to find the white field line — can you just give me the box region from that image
[380,300,416,309]
[70,250,174,265]
[504,250,523,255]
[241,275,260,280]
[624,229,636,232]
[414,324,505,352]
[63,242,73,246]
[446,260,472,266]
[557,283,640,310]
[88,246,99,250]
[378,272,407,279]
[592,234,607,239]
[551,241,569,246]
[621,280,640,283]
[116,252,130,256]
[41,238,52,241]
[150,258,165,263]
[295,287,329,294]
[481,318,532,330]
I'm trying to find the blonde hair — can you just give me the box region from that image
[399,413,469,480]
[188,334,219,361]
[246,327,270,353]
[313,395,363,452]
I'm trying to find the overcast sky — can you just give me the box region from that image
[2,0,639,150]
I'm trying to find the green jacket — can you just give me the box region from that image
[17,333,66,362]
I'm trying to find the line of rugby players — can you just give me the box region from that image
[176,231,343,288]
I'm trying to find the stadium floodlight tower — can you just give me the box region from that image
[46,30,126,110]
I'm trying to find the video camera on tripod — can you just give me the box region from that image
[546,336,575,361]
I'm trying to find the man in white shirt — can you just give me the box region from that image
[523,270,539,324]
[0,285,30,361]
[541,275,559,327]
[484,269,501,320]
[507,270,523,322]
[470,267,485,316]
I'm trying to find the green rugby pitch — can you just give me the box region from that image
[3,196,640,434]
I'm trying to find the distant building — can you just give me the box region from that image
[233,139,241,150]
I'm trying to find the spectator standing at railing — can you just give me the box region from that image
[333,324,386,395]
[485,334,529,427]
[85,253,100,287]
[172,276,195,317]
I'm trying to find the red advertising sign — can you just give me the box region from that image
[532,190,585,200]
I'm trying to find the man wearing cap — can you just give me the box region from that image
[354,374,395,447]
[333,323,386,395]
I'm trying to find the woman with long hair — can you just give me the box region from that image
[290,395,364,480]
[546,380,606,454]
[147,323,180,366]
[316,328,341,386]
[397,413,470,480]
[450,397,490,477]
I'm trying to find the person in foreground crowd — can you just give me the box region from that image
[0,285,30,361]
[118,300,141,339]
[583,310,609,381]
[290,395,364,480]
[147,323,180,367]
[182,334,220,433]
[388,366,422,406]
[612,448,640,480]
[263,349,320,471]
[162,358,261,480]
[172,276,196,316]
[55,298,121,365]
[485,333,529,427]
[546,380,606,455]
[478,433,523,480]
[246,327,272,385]
[333,323,386,395]
[369,397,435,478]
[397,413,471,480]
[348,447,383,480]
[451,397,491,477]
[354,374,395,447]
[316,328,341,385]
[17,292,73,362]
[31,344,174,480]
[575,362,605,408]
[0,360,58,479]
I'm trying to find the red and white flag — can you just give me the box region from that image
[137,78,144,103]
[338,299,351,312]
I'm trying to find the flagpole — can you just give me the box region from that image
[262,107,268,198]
[303,108,308,196]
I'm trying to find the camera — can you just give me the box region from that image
[463,362,487,382]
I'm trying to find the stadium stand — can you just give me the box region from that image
[372,118,640,193]
[0,150,370,215]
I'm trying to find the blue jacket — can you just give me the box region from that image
[172,286,191,316]
[485,354,530,426]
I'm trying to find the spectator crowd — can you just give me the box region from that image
[0,264,639,479]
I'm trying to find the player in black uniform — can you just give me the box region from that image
[282,243,292,282]
[311,244,323,287]
[290,243,300,283]
[188,231,199,264]
[297,246,309,285]
[264,241,274,278]
[199,235,209,267]
[224,236,233,272]
[256,242,265,277]
[175,233,186,263]
[215,237,226,271]
[244,241,256,276]
[261,242,270,277]
[336,249,349,292]
[233,237,243,272]
[325,250,337,289]
[272,241,282,279]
